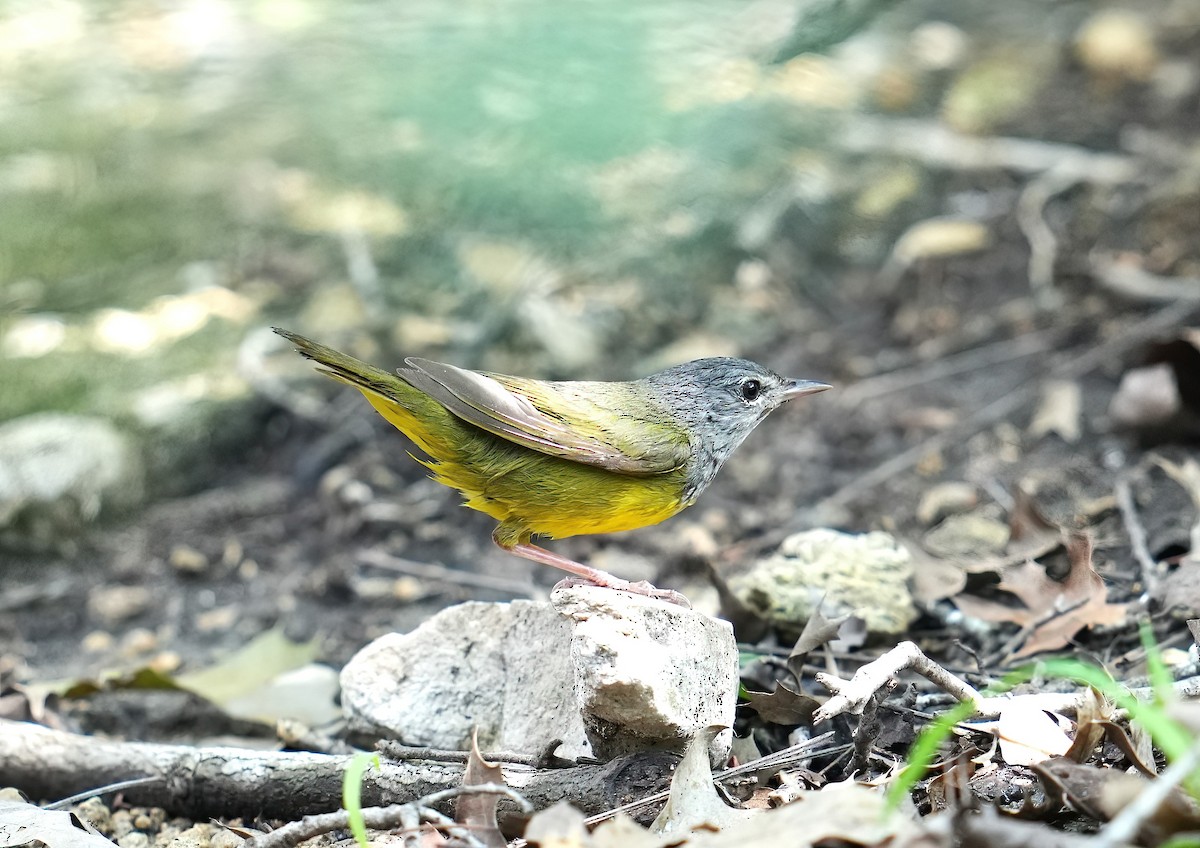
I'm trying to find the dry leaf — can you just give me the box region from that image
[1063,687,1112,762]
[651,726,753,836]
[591,814,660,848]
[953,533,1127,657]
[996,703,1073,765]
[685,781,926,848]
[524,801,590,848]
[457,731,505,848]
[786,604,849,679]
[743,683,820,726]
[1029,380,1082,443]
[0,800,116,848]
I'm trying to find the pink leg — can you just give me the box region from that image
[496,536,689,607]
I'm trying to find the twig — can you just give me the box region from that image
[807,298,1200,517]
[339,226,387,325]
[835,329,1062,406]
[850,690,886,777]
[41,777,162,811]
[581,732,844,826]
[242,784,532,848]
[983,595,1093,668]
[1017,166,1081,300]
[838,116,1141,183]
[358,549,537,597]
[239,325,329,421]
[377,740,567,770]
[1091,253,1200,302]
[1115,476,1159,603]
[814,641,982,722]
[1091,739,1200,848]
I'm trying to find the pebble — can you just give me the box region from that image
[169,545,209,575]
[88,586,152,624]
[916,482,979,526]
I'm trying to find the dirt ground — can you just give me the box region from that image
[3,1,1200,844]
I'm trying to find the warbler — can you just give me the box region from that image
[276,329,829,604]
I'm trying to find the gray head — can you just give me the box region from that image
[642,357,829,499]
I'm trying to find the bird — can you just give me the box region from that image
[275,328,829,605]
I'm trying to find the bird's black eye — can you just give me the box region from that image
[740,378,761,402]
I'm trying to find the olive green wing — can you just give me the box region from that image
[399,358,688,475]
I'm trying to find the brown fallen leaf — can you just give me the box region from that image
[786,603,850,680]
[953,533,1127,658]
[1110,328,1200,434]
[1149,457,1200,612]
[457,730,505,848]
[743,682,820,727]
[1033,757,1200,845]
[1029,379,1083,443]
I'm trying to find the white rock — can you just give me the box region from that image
[0,413,143,543]
[340,600,587,757]
[730,528,917,635]
[340,589,739,762]
[553,586,737,761]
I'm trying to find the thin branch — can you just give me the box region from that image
[1092,739,1200,848]
[815,641,982,722]
[835,329,1062,406]
[242,784,532,848]
[1115,476,1159,603]
[808,298,1200,517]
[837,117,1141,184]
[1017,167,1082,300]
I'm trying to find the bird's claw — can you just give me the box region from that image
[553,576,690,608]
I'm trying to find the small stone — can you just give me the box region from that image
[74,796,112,833]
[88,586,152,624]
[149,651,182,674]
[0,413,144,547]
[553,587,738,761]
[730,529,917,635]
[924,510,1010,559]
[82,630,115,653]
[1075,10,1158,83]
[111,810,134,838]
[169,545,209,575]
[208,829,246,848]
[341,601,583,757]
[673,521,719,559]
[221,539,244,568]
[195,606,238,633]
[916,482,979,526]
[341,591,738,762]
[120,628,159,657]
[118,832,150,848]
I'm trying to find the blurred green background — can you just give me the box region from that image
[3,0,1191,503]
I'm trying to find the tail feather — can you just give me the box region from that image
[274,327,409,400]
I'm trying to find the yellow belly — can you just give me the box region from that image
[365,391,688,543]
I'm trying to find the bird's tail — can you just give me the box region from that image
[273,328,410,401]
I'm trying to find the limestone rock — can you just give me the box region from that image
[340,589,739,762]
[730,529,917,635]
[0,413,143,549]
[340,600,584,757]
[553,586,738,761]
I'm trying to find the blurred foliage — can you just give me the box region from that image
[0,0,835,341]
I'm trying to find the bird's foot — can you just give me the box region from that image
[502,540,691,607]
[552,575,691,608]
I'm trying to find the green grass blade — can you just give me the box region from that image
[343,752,381,848]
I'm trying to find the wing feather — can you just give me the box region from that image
[400,358,686,474]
